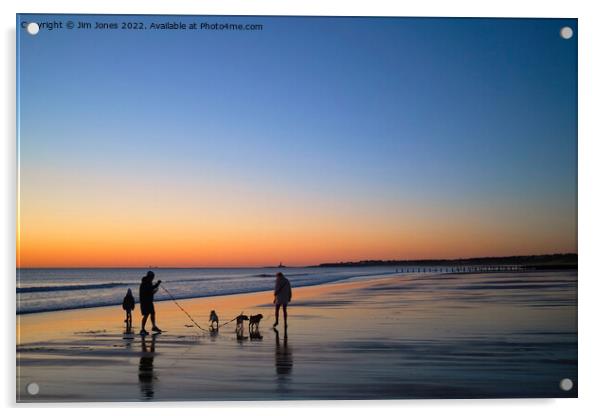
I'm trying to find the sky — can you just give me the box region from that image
[17,15,577,267]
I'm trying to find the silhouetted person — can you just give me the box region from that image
[122,288,135,330]
[139,271,162,335]
[138,333,157,400]
[273,272,292,328]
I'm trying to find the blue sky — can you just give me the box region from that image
[17,15,578,265]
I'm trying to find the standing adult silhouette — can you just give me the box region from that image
[273,272,292,328]
[139,271,162,335]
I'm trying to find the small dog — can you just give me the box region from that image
[236,314,249,340]
[249,314,263,332]
[209,310,219,330]
[248,314,263,340]
[236,314,249,328]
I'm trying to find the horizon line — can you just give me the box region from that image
[15,252,578,269]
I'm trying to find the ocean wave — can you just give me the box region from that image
[16,271,398,314]
[17,282,130,293]
[17,272,318,294]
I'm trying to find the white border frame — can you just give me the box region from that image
[3,1,601,414]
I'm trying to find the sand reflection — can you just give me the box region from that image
[274,327,293,393]
[138,334,157,400]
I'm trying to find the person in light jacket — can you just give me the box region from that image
[273,272,292,328]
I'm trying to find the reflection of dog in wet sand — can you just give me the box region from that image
[209,310,219,331]
[236,314,249,340]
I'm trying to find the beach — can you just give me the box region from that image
[16,270,577,402]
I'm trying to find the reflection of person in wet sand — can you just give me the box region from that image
[123,329,134,350]
[138,334,157,400]
[273,272,292,328]
[274,327,293,377]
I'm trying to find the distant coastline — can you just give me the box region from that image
[313,253,577,270]
[17,253,578,270]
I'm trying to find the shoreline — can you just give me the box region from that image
[16,270,399,316]
[16,265,577,316]
[17,272,399,345]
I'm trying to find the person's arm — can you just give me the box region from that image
[273,280,283,303]
[152,280,162,293]
[285,281,292,301]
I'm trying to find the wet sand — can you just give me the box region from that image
[16,271,577,402]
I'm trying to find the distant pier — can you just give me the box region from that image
[397,265,525,274]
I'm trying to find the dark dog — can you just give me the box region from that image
[209,310,219,330]
[249,314,263,332]
[236,314,248,332]
[236,314,249,340]
[249,314,263,340]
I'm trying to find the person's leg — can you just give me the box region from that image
[141,313,149,332]
[283,304,288,327]
[151,311,161,331]
[274,304,281,327]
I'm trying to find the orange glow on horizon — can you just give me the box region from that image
[16,168,577,268]
[17,204,577,268]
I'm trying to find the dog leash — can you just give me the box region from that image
[217,313,243,329]
[161,285,209,333]
[162,285,275,333]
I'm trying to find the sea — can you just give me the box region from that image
[16,266,402,314]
